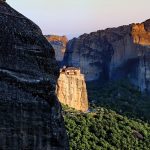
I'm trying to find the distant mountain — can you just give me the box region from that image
[63,19,150,92]
[45,35,68,62]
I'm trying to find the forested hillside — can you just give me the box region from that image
[63,80,150,150]
[63,107,150,150]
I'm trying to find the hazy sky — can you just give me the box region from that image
[7,0,150,39]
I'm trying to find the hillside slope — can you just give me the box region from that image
[64,106,150,150]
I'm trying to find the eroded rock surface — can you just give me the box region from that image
[63,19,150,92]
[56,67,88,112]
[0,1,69,150]
[45,35,68,62]
[132,23,150,46]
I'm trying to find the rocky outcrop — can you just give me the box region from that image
[0,1,69,150]
[56,67,88,112]
[45,35,68,62]
[63,19,150,92]
[132,23,150,46]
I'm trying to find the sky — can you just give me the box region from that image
[7,0,150,39]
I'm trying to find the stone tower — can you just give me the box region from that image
[56,67,89,112]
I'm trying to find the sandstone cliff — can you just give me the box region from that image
[45,35,68,62]
[56,67,88,112]
[63,19,150,92]
[132,23,150,46]
[0,1,69,150]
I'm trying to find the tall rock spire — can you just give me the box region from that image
[0,1,69,149]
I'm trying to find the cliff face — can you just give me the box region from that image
[0,1,69,150]
[63,19,150,92]
[132,23,150,46]
[56,67,88,112]
[45,35,68,62]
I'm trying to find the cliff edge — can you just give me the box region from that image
[0,2,69,150]
[63,19,150,92]
[56,67,88,112]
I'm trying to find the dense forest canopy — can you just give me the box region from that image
[63,80,150,150]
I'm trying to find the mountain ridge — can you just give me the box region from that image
[63,19,150,92]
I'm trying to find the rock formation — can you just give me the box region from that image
[63,19,150,92]
[132,23,150,46]
[0,1,69,150]
[45,35,68,62]
[56,67,88,112]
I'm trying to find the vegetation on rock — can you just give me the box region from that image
[87,80,150,122]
